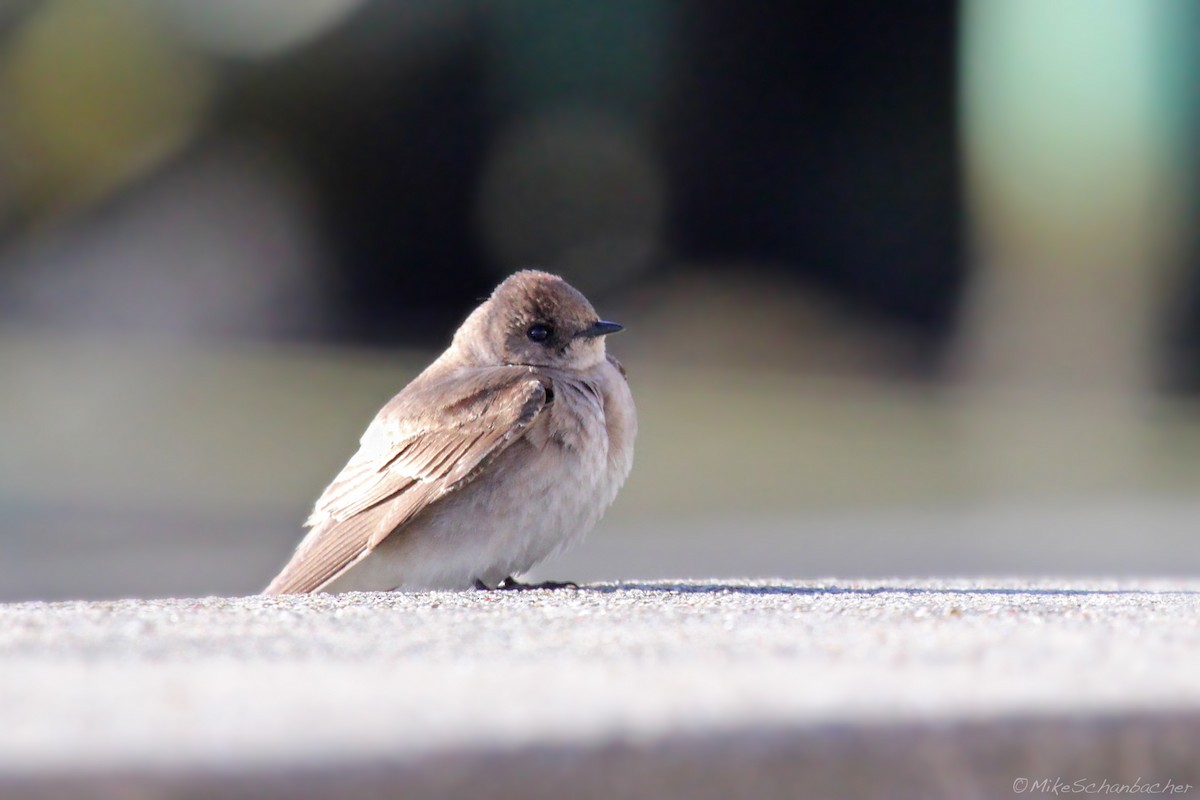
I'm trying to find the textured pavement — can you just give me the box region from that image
[2,580,1199,799]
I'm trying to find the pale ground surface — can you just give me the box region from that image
[1,579,1199,799]
[4,332,1200,797]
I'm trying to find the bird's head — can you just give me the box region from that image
[458,270,623,371]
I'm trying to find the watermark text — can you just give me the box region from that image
[1013,778,1193,795]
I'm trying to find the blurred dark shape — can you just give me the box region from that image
[476,107,665,295]
[1162,254,1200,395]
[0,0,964,357]
[482,0,670,115]
[215,1,961,353]
[664,1,963,343]
[218,0,490,346]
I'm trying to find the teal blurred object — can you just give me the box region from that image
[958,0,1199,392]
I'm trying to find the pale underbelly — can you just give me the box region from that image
[323,433,610,592]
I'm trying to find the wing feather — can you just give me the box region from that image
[264,367,548,595]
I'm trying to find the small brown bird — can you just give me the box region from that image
[264,270,636,594]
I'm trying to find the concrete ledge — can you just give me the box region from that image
[2,580,1199,799]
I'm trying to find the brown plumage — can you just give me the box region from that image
[264,270,636,594]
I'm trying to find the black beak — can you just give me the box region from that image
[577,320,624,338]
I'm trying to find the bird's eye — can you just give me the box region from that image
[527,324,552,343]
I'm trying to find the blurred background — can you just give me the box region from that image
[2,0,1200,601]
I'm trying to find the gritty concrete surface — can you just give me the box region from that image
[1,580,1199,799]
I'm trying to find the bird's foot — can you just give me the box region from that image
[495,576,579,591]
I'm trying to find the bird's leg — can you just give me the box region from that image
[496,576,579,591]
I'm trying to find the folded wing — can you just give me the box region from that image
[264,367,550,595]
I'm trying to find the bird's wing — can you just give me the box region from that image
[607,353,627,378]
[264,367,550,595]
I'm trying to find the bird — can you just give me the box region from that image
[264,270,636,594]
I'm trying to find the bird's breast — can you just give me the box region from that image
[548,364,635,510]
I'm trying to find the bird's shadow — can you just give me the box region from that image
[576,581,1200,597]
